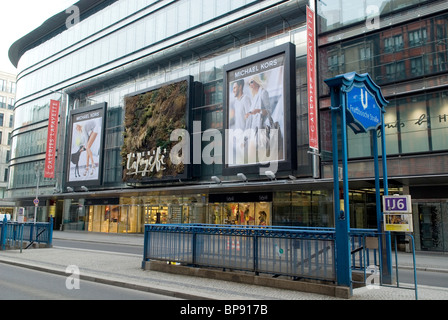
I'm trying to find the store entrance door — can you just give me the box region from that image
[143,205,168,224]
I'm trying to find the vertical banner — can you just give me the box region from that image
[44,100,60,178]
[307,6,319,150]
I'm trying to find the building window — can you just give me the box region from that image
[8,82,16,94]
[8,98,14,110]
[360,47,371,60]
[384,35,403,53]
[410,57,423,77]
[409,28,427,47]
[429,92,448,151]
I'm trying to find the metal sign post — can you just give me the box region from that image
[325,72,391,291]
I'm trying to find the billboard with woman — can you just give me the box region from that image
[66,103,106,187]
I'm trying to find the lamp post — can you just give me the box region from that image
[34,162,44,223]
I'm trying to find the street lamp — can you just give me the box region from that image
[34,162,44,224]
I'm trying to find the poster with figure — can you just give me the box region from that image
[66,103,106,186]
[223,43,297,176]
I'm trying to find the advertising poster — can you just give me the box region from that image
[223,43,296,175]
[384,214,414,232]
[66,103,106,186]
[122,77,192,183]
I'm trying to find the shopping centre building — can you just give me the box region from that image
[7,0,448,251]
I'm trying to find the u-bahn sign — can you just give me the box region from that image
[324,72,389,290]
[346,85,382,133]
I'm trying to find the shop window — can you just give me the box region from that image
[208,202,271,226]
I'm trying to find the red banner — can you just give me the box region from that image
[307,6,319,150]
[44,100,60,178]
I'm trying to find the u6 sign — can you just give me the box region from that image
[382,195,412,213]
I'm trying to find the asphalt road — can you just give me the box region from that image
[0,263,181,300]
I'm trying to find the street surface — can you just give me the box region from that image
[0,263,180,300]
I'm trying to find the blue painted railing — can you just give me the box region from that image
[143,224,383,283]
[145,224,350,282]
[0,217,53,250]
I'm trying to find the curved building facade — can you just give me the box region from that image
[8,0,448,251]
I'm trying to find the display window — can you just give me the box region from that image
[209,201,271,226]
[144,205,168,224]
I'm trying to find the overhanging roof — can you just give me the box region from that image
[8,0,118,68]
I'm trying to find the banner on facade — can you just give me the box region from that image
[44,99,60,178]
[307,6,319,150]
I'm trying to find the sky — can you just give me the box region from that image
[0,0,77,74]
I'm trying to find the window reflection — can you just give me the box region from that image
[319,13,448,95]
[317,0,432,33]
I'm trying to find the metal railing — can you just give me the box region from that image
[0,217,53,250]
[143,224,337,282]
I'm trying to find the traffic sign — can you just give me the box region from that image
[382,195,411,213]
[33,198,39,206]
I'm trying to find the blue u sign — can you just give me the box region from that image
[346,85,382,133]
[383,195,412,213]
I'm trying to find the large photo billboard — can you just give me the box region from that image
[66,103,106,187]
[223,43,296,176]
[122,76,193,183]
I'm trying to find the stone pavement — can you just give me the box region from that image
[0,230,447,300]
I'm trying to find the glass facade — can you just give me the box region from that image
[320,90,448,159]
[10,0,321,233]
[317,0,448,251]
[15,0,261,101]
[317,0,438,33]
[9,0,448,251]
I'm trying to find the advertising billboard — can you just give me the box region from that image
[223,43,297,176]
[66,103,107,187]
[122,76,193,183]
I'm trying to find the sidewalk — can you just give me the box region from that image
[0,230,447,300]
